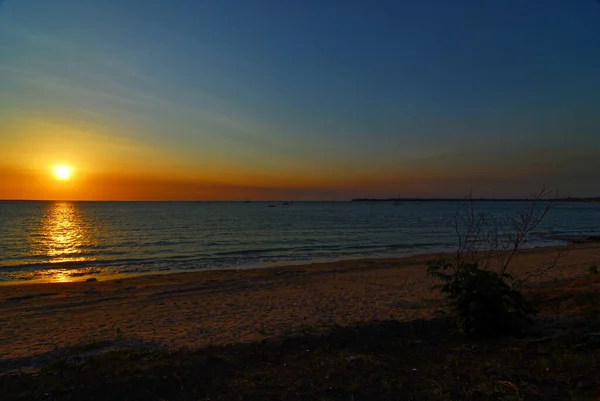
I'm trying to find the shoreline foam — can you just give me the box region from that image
[0,239,570,285]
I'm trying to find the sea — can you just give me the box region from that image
[1,200,599,283]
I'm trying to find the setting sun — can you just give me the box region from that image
[53,165,73,180]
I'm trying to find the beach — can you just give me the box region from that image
[2,242,598,372]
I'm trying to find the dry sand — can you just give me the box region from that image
[1,243,599,371]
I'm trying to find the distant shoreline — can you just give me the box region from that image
[351,197,600,203]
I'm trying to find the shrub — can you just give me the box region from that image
[427,260,535,336]
[589,263,599,275]
[427,186,562,337]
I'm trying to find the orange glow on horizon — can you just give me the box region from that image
[0,117,431,200]
[0,118,470,200]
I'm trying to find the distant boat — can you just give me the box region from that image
[269,204,276,208]
[243,201,252,204]
[282,201,292,206]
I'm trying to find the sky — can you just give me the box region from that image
[1,0,599,200]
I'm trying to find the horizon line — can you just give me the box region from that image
[1,196,599,203]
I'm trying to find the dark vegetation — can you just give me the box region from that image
[427,260,534,337]
[426,187,561,337]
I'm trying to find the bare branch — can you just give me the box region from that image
[451,185,563,285]
[496,185,557,277]
[514,247,569,288]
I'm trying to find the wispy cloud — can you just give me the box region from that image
[1,20,338,171]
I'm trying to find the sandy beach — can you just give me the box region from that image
[1,242,599,371]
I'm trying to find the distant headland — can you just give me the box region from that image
[351,197,600,203]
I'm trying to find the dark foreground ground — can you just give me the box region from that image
[2,275,599,401]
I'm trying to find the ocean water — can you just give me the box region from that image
[1,200,599,283]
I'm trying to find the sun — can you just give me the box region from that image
[53,165,73,180]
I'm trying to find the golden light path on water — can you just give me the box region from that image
[35,202,99,283]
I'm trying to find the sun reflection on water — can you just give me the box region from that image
[36,202,98,282]
[43,202,87,262]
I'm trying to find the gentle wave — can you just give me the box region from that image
[1,201,599,282]
[0,241,451,274]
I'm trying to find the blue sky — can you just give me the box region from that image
[1,0,599,199]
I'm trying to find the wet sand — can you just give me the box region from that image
[1,243,599,371]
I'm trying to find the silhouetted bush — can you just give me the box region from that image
[428,186,561,337]
[427,260,534,336]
